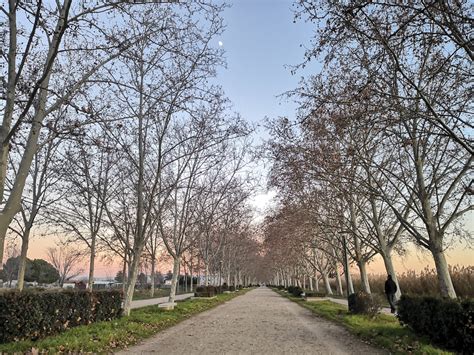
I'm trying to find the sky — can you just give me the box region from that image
[22,0,473,278]
[216,0,317,130]
[215,0,473,275]
[217,0,313,216]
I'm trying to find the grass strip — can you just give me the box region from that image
[132,288,189,300]
[274,289,453,355]
[0,289,252,354]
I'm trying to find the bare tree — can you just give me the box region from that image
[47,246,83,287]
[0,0,181,272]
[50,134,115,290]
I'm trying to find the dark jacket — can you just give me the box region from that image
[384,278,397,294]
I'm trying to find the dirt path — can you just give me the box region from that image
[119,287,386,354]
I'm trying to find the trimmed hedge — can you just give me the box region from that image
[397,295,474,353]
[0,289,122,343]
[287,286,303,297]
[348,291,382,317]
[194,286,216,297]
[304,291,326,298]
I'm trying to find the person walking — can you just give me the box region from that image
[384,274,398,313]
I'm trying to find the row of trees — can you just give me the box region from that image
[262,0,472,299]
[1,0,261,316]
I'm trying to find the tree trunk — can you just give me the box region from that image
[150,257,156,297]
[17,229,31,291]
[381,250,401,299]
[335,268,343,296]
[346,270,354,295]
[197,256,201,286]
[121,255,127,294]
[357,259,371,294]
[309,276,313,291]
[123,251,142,316]
[431,247,456,298]
[168,255,181,303]
[183,260,187,293]
[314,274,319,292]
[332,248,343,295]
[87,234,96,291]
[205,263,209,286]
[189,257,193,292]
[322,272,333,295]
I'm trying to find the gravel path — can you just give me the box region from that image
[120,287,386,354]
[131,293,194,309]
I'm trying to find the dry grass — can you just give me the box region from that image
[346,265,474,298]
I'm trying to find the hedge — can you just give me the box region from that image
[0,289,122,343]
[287,286,303,297]
[194,286,217,297]
[304,291,326,298]
[397,295,474,353]
[348,291,382,317]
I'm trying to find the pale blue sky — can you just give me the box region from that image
[217,0,319,131]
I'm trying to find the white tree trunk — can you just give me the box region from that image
[205,263,209,286]
[87,235,96,291]
[314,274,319,292]
[381,251,401,299]
[189,258,193,292]
[357,259,371,294]
[431,247,456,298]
[322,272,333,295]
[123,251,142,316]
[335,268,343,296]
[168,255,181,303]
[17,229,31,291]
[150,257,156,297]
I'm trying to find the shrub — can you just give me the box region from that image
[229,286,235,292]
[348,291,382,317]
[0,289,122,343]
[93,290,123,322]
[194,286,216,297]
[304,291,326,298]
[397,295,474,352]
[290,286,303,297]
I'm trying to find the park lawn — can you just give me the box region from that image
[0,289,250,354]
[132,287,189,300]
[275,290,453,355]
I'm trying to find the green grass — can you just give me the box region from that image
[132,287,189,300]
[274,290,453,355]
[0,289,251,354]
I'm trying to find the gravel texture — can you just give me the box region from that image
[119,287,387,354]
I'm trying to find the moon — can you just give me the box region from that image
[218,41,223,47]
